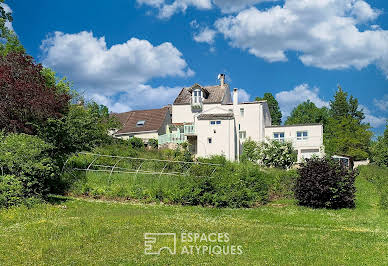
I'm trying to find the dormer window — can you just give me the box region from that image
[136,120,145,127]
[193,89,202,104]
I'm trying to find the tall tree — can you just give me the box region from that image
[0,52,70,134]
[285,100,329,128]
[370,123,388,167]
[330,86,364,122]
[256,93,282,125]
[0,1,24,56]
[325,87,371,160]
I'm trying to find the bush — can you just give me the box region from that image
[148,139,158,149]
[129,137,144,149]
[266,168,298,200]
[260,140,297,169]
[295,157,356,209]
[0,133,56,199]
[0,175,24,208]
[241,139,260,163]
[241,139,297,169]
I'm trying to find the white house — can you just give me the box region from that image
[113,74,323,162]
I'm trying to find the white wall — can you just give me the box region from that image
[265,124,324,162]
[172,104,226,124]
[115,131,159,142]
[195,118,236,161]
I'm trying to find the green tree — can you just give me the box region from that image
[285,100,329,128]
[325,87,371,160]
[256,93,282,125]
[370,123,388,167]
[0,0,24,56]
[330,86,364,122]
[324,116,372,160]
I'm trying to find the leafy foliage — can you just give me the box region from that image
[285,100,329,127]
[370,124,388,167]
[38,103,119,164]
[0,134,56,199]
[324,87,371,160]
[242,139,297,169]
[240,138,260,163]
[0,175,23,208]
[324,116,372,160]
[0,52,70,134]
[128,137,144,149]
[295,157,356,209]
[256,93,282,125]
[260,140,297,169]
[147,138,158,149]
[0,1,24,56]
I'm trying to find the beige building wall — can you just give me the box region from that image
[172,104,224,124]
[195,118,236,161]
[115,131,159,142]
[265,124,324,162]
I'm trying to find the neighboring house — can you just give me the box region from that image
[264,124,324,162]
[111,74,323,162]
[111,106,171,143]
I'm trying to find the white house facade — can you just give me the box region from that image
[113,74,324,162]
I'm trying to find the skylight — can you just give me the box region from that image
[136,120,145,127]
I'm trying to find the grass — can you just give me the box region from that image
[1,167,388,265]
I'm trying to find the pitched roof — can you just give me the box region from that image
[173,84,231,105]
[197,113,234,120]
[112,106,170,135]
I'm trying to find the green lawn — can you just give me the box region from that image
[1,175,388,265]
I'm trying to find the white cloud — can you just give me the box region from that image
[360,105,386,128]
[137,0,212,19]
[193,27,217,44]
[137,0,276,17]
[275,84,329,117]
[374,95,388,112]
[215,0,388,77]
[1,3,14,31]
[213,0,275,13]
[41,31,193,112]
[238,88,251,102]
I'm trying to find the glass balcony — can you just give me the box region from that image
[184,124,195,135]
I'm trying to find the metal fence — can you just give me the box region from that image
[63,152,221,179]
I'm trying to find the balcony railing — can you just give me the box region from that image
[184,124,195,135]
[159,133,185,145]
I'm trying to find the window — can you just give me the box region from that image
[216,121,221,125]
[210,121,221,125]
[240,108,244,117]
[297,131,308,140]
[239,131,246,139]
[193,89,202,104]
[208,137,212,144]
[136,120,145,127]
[273,132,285,141]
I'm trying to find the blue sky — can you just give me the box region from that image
[5,0,388,135]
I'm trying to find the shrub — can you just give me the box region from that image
[0,175,24,208]
[241,138,260,163]
[266,168,298,200]
[129,137,144,149]
[148,139,158,149]
[260,140,297,169]
[295,157,356,209]
[0,133,56,198]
